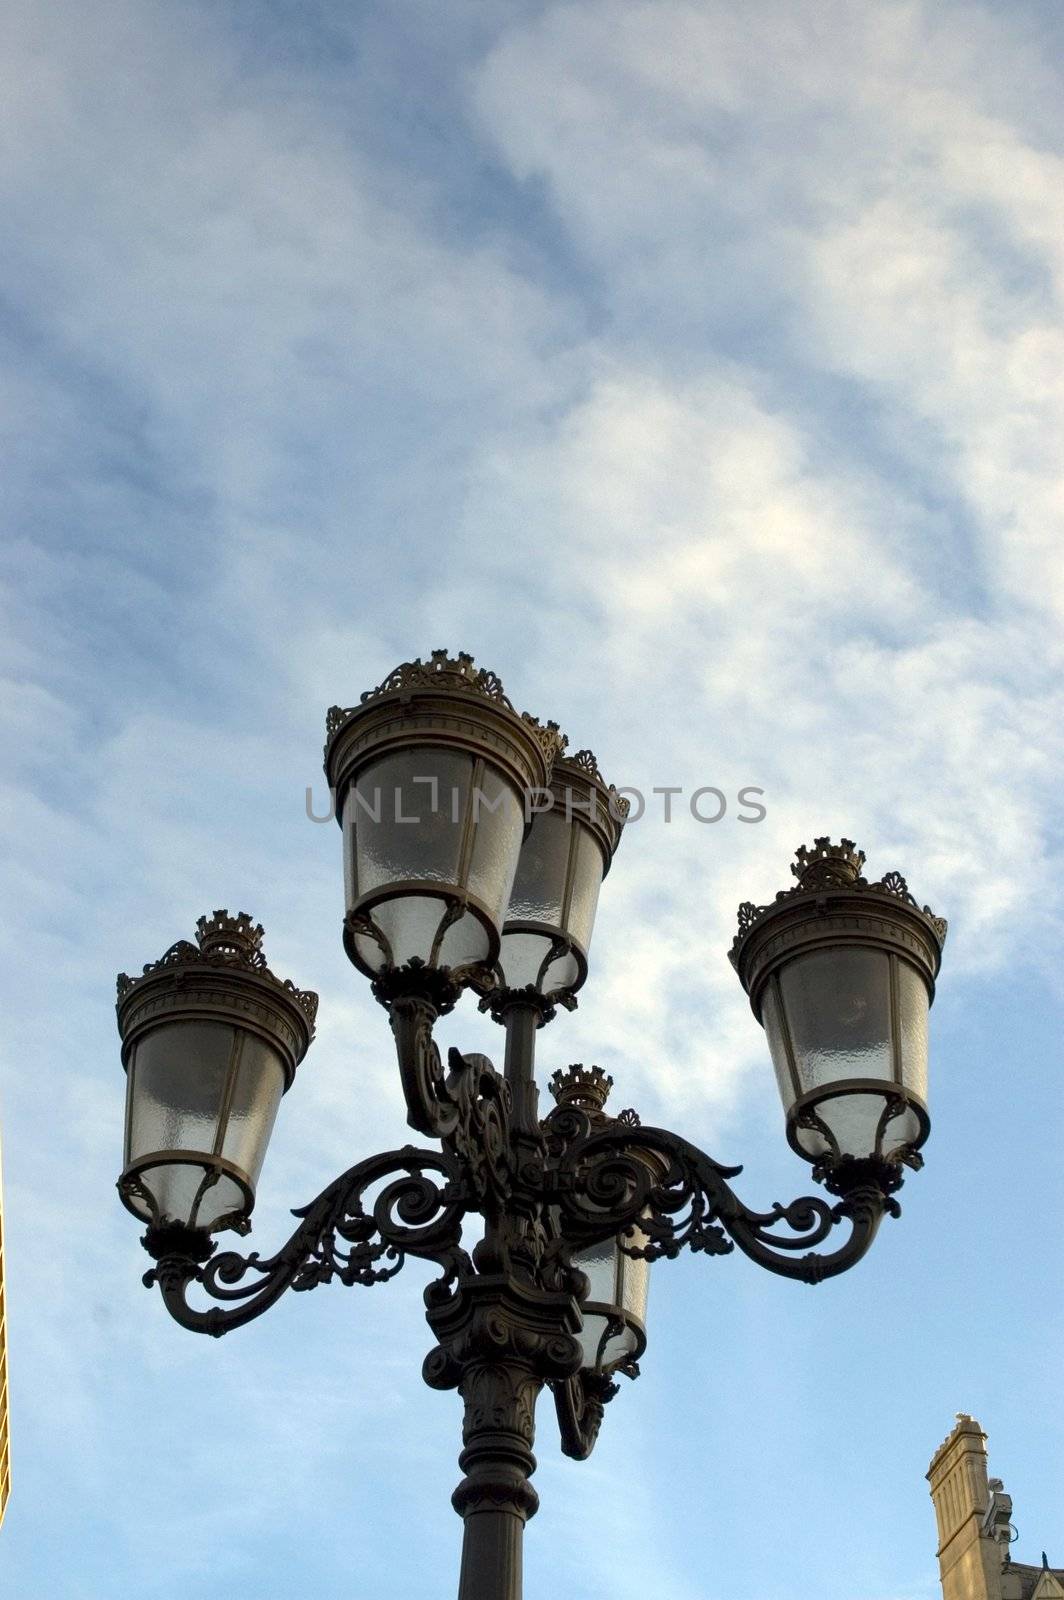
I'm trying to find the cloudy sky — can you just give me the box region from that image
[2,1,1062,1596]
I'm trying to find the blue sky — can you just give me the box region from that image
[1,1,1063,1596]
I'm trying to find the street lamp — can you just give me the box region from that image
[115,650,947,1600]
[117,909,317,1250]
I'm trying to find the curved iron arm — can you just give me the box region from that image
[387,998,516,1215]
[387,1004,518,1211]
[143,1146,471,1337]
[547,1119,897,1284]
[388,995,462,1140]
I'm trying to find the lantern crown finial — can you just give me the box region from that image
[730,840,946,974]
[791,838,866,889]
[117,913,318,1029]
[550,1063,614,1113]
[195,909,266,962]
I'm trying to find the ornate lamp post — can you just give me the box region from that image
[115,650,947,1600]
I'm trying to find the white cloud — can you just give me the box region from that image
[473,0,1064,626]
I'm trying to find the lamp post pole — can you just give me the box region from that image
[501,999,543,1131]
[115,651,947,1600]
[432,995,564,1600]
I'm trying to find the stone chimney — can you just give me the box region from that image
[927,1415,1003,1600]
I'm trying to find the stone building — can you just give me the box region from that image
[928,1415,1059,1600]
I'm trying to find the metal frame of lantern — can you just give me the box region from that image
[115,652,948,1600]
[729,838,946,1197]
[116,911,317,1252]
[544,1063,657,1462]
[489,749,629,1013]
[548,1065,651,1372]
[324,650,563,999]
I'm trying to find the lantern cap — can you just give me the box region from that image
[546,746,630,876]
[325,649,566,773]
[557,748,631,823]
[729,838,948,975]
[116,911,317,1090]
[117,909,319,1028]
[324,650,565,818]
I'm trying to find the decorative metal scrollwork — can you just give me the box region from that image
[441,1048,514,1211]
[551,1371,620,1460]
[546,1122,889,1285]
[140,1000,900,1467]
[143,1147,470,1337]
[386,996,515,1206]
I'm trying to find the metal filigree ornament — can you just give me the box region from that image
[116,656,948,1600]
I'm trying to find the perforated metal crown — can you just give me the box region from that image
[791,837,866,889]
[549,1063,614,1113]
[195,909,266,962]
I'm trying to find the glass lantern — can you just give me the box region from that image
[730,839,946,1186]
[570,1229,649,1375]
[116,911,317,1237]
[324,652,562,993]
[496,749,628,1006]
[549,1065,655,1378]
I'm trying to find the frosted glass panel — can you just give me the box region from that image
[573,1236,618,1304]
[620,1240,650,1326]
[497,929,553,989]
[355,895,491,972]
[221,1040,286,1185]
[781,949,893,1092]
[880,1099,923,1157]
[579,1311,642,1371]
[467,766,525,925]
[798,1092,884,1160]
[566,827,605,953]
[572,1231,648,1370]
[599,1324,642,1368]
[127,1023,235,1161]
[506,810,571,925]
[792,1117,831,1160]
[760,983,798,1115]
[541,947,581,992]
[897,959,930,1102]
[136,1163,246,1231]
[577,1311,613,1370]
[124,1161,246,1231]
[352,930,387,973]
[497,929,580,993]
[437,914,490,969]
[193,1172,248,1231]
[135,1162,202,1224]
[349,750,472,897]
[366,895,449,969]
[500,810,602,994]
